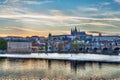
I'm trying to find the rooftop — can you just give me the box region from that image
[8,39,30,42]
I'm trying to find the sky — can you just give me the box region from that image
[0,0,120,37]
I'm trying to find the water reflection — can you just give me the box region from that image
[0,58,120,80]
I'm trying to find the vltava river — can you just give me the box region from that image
[0,58,120,80]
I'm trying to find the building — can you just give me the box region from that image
[32,41,45,52]
[30,36,46,52]
[92,36,120,42]
[4,36,24,41]
[71,27,86,36]
[48,27,87,41]
[7,39,32,53]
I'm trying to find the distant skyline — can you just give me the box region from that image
[0,0,120,37]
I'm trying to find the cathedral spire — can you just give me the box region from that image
[75,26,77,32]
[71,28,73,35]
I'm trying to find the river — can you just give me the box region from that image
[0,58,120,80]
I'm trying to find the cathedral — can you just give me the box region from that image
[71,27,86,35]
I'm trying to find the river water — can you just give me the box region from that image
[0,58,120,80]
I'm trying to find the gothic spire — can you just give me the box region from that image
[75,26,77,32]
[71,28,73,35]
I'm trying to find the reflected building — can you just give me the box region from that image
[0,59,120,79]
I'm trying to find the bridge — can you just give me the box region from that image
[85,45,120,54]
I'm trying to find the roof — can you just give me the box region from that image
[94,36,119,37]
[51,34,71,37]
[8,39,30,42]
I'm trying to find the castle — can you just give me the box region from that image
[71,27,86,35]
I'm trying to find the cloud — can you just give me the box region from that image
[102,2,111,5]
[81,22,117,27]
[114,0,120,3]
[100,11,120,16]
[1,14,120,21]
[1,13,120,28]
[7,0,53,5]
[50,10,65,16]
[22,0,53,5]
[0,4,32,15]
[0,0,8,4]
[0,4,120,28]
[0,27,70,37]
[23,1,41,4]
[0,0,120,36]
[64,21,117,28]
[77,7,98,12]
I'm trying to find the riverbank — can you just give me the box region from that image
[0,53,120,63]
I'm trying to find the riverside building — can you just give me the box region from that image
[7,39,32,53]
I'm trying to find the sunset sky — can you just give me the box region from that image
[0,0,120,37]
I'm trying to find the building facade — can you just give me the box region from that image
[7,40,32,53]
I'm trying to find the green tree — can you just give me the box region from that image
[73,41,79,51]
[0,39,7,50]
[58,42,63,51]
[45,40,48,52]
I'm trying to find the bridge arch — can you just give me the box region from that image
[93,48,98,52]
[85,47,90,52]
[79,48,83,51]
[86,47,89,50]
[114,47,120,51]
[94,48,98,50]
[102,48,109,54]
[102,48,108,51]
[113,47,120,55]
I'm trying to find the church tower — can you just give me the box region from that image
[71,28,73,35]
[75,26,77,33]
[71,27,78,35]
[48,33,52,39]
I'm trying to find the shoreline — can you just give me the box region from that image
[0,53,120,63]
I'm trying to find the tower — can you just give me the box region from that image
[71,27,78,35]
[48,33,52,38]
[75,26,77,33]
[71,28,73,35]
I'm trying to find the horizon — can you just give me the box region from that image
[0,0,120,37]
[0,30,120,38]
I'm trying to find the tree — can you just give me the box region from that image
[0,39,7,50]
[73,41,79,52]
[58,42,63,51]
[45,40,48,52]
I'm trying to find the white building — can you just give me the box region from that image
[7,40,32,53]
[92,36,120,42]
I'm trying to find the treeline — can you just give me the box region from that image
[0,39,7,50]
